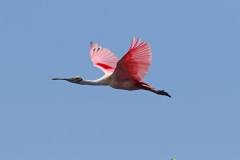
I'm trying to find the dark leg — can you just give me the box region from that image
[139,82,171,98]
[155,90,171,97]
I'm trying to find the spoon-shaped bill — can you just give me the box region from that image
[52,78,69,80]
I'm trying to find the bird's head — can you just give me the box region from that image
[52,76,83,84]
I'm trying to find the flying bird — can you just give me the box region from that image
[52,38,171,97]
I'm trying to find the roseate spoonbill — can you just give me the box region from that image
[52,38,171,97]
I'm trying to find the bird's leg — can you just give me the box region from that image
[155,90,171,97]
[139,82,171,97]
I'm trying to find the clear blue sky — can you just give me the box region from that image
[0,0,239,160]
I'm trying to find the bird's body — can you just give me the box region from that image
[110,78,139,90]
[53,38,171,97]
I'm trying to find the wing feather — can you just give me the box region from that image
[89,42,118,74]
[113,38,152,81]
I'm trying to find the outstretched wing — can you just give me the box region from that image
[113,38,152,81]
[89,42,118,74]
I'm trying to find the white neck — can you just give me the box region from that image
[78,79,105,85]
[78,75,111,86]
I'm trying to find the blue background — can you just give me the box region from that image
[0,0,239,160]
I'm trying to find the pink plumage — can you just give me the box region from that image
[90,42,118,74]
[53,37,171,97]
[113,37,152,81]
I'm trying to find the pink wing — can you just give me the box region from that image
[113,38,152,81]
[90,42,118,74]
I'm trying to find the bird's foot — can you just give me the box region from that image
[156,90,171,98]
